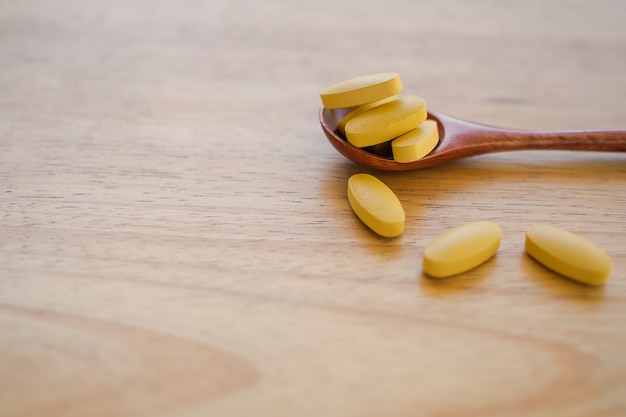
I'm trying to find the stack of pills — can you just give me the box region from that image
[320,73,439,163]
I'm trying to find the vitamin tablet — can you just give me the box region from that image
[336,95,398,136]
[525,224,612,286]
[392,119,439,163]
[345,96,428,148]
[347,173,405,238]
[423,221,502,278]
[320,73,402,109]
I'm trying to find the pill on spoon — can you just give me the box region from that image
[345,96,428,148]
[423,221,502,278]
[320,73,402,109]
[347,173,405,238]
[392,119,439,163]
[336,95,398,136]
[525,224,612,286]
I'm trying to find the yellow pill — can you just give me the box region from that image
[320,73,402,109]
[423,221,502,278]
[391,119,439,163]
[525,224,612,286]
[336,95,398,136]
[347,173,405,238]
[345,96,428,148]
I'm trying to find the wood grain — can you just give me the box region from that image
[1,0,626,416]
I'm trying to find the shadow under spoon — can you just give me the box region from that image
[319,108,626,171]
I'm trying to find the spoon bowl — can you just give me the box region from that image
[320,107,626,171]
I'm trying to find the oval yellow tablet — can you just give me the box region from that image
[320,73,402,109]
[525,224,612,286]
[423,221,502,278]
[345,96,428,148]
[347,173,405,238]
[336,95,398,136]
[391,119,439,163]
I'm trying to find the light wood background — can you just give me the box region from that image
[1,0,626,416]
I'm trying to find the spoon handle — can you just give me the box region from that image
[431,111,626,157]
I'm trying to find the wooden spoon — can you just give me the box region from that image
[319,107,626,171]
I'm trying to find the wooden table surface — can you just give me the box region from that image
[2,0,626,416]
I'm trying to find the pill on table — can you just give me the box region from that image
[347,173,405,238]
[336,95,398,136]
[345,96,428,148]
[423,221,502,278]
[525,224,612,286]
[391,119,439,163]
[320,73,402,109]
